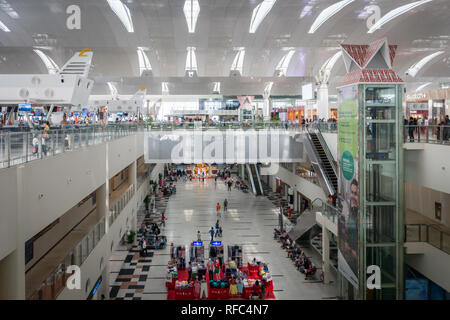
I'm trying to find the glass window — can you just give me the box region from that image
[365,205,396,243]
[366,246,396,287]
[366,106,396,120]
[365,123,396,160]
[365,87,396,105]
[365,163,396,202]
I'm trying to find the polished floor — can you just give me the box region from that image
[110,177,338,300]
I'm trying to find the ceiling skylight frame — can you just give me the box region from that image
[185,47,198,72]
[308,0,354,34]
[213,82,221,94]
[276,50,295,77]
[33,49,59,74]
[249,0,277,33]
[406,51,444,77]
[183,0,200,33]
[107,82,118,98]
[137,47,152,76]
[0,19,10,32]
[368,0,433,34]
[107,0,134,33]
[162,82,169,94]
[415,82,432,92]
[231,48,246,74]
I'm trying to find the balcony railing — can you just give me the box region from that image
[28,216,106,300]
[311,198,340,225]
[109,184,135,227]
[0,124,139,169]
[404,125,450,145]
[405,224,450,254]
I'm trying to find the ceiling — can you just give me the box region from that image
[0,0,449,96]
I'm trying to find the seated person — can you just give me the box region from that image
[305,265,317,277]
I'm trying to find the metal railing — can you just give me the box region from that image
[405,224,450,254]
[311,198,340,225]
[404,125,450,145]
[0,125,139,169]
[28,216,106,300]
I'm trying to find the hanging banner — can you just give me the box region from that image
[337,84,360,288]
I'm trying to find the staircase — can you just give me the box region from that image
[304,129,338,196]
[246,164,264,196]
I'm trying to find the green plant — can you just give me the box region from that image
[126,231,136,244]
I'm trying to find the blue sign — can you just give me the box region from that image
[18,104,31,111]
[211,241,222,246]
[193,241,203,247]
[82,108,88,117]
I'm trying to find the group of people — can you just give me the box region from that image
[276,230,318,280]
[406,115,450,142]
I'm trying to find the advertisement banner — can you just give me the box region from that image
[337,85,360,288]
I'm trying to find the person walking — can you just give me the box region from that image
[227,179,232,191]
[216,203,221,220]
[215,220,220,237]
[209,227,215,242]
[161,213,166,227]
[197,230,202,241]
[141,238,148,257]
[223,198,228,212]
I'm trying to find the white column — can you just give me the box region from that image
[322,223,331,284]
[317,83,329,120]
[263,93,272,121]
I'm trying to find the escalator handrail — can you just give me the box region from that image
[246,164,257,195]
[313,126,338,178]
[253,164,264,196]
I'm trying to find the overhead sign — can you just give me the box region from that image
[193,241,203,247]
[18,103,32,111]
[302,83,314,100]
[211,241,222,246]
[406,93,428,101]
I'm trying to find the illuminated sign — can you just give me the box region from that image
[211,241,222,246]
[406,93,428,101]
[193,241,203,247]
[18,104,32,111]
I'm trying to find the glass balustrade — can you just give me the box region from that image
[108,185,135,228]
[405,223,450,254]
[28,216,106,300]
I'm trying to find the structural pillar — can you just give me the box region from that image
[317,83,329,120]
[263,93,272,121]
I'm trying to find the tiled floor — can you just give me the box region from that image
[111,177,338,300]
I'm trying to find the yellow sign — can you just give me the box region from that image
[78,48,92,57]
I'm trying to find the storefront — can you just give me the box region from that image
[287,106,305,123]
[406,93,429,120]
[432,100,446,124]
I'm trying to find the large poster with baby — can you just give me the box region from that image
[337,84,360,288]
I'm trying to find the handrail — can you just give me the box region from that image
[313,126,337,176]
[246,164,257,196]
[405,223,450,254]
[253,164,265,196]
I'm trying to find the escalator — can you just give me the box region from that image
[304,128,338,196]
[246,164,264,196]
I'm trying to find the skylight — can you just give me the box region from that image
[107,0,134,33]
[137,47,152,76]
[162,82,169,94]
[299,1,316,19]
[0,19,10,32]
[406,51,444,77]
[107,82,118,98]
[249,0,277,33]
[308,0,354,34]
[368,0,433,33]
[185,47,198,71]
[415,82,432,92]
[231,48,246,74]
[322,51,342,73]
[33,49,59,74]
[213,82,221,93]
[183,0,200,33]
[264,82,274,95]
[276,50,295,76]
[0,1,19,19]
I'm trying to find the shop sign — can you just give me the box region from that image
[211,241,222,246]
[193,241,203,247]
[406,93,428,101]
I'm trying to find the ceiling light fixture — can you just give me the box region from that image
[249,0,277,33]
[415,82,432,92]
[185,47,198,71]
[183,0,200,33]
[33,49,59,74]
[213,82,221,94]
[137,47,152,76]
[406,51,444,77]
[0,19,10,32]
[308,0,354,34]
[276,50,295,76]
[107,0,134,33]
[368,0,433,34]
[231,48,245,74]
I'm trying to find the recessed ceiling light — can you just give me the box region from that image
[107,0,134,32]
[308,0,354,34]
[183,0,200,33]
[249,0,277,33]
[368,0,433,34]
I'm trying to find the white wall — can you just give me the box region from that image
[405,144,450,195]
[321,132,338,162]
[0,168,18,260]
